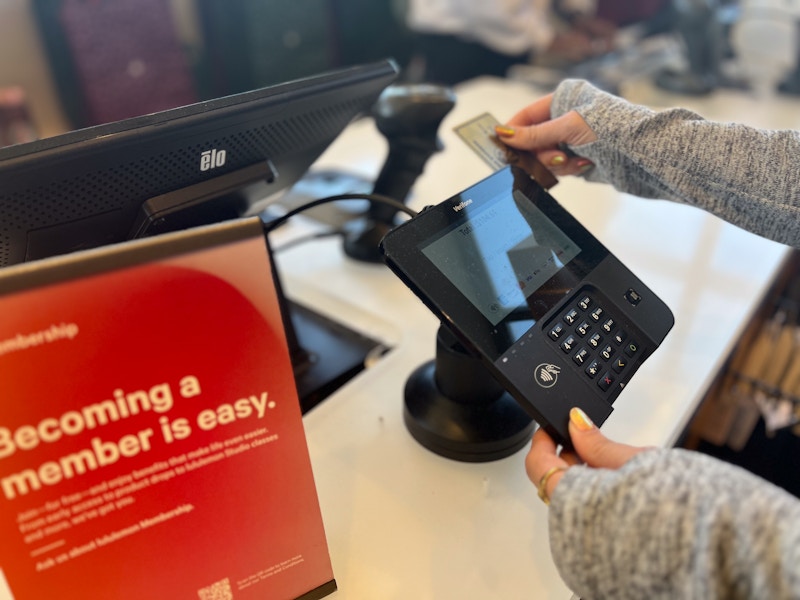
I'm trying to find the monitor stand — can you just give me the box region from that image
[288,299,386,413]
[132,164,387,415]
[264,233,388,414]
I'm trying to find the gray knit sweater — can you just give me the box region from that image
[546,80,800,599]
[551,79,800,249]
[549,449,800,599]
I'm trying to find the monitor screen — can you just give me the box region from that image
[0,59,399,268]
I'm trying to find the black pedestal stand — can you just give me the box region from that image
[404,325,534,462]
[263,232,386,415]
[342,83,456,263]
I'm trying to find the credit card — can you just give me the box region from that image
[453,112,558,189]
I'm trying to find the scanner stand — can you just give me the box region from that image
[404,324,534,462]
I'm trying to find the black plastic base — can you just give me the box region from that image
[404,359,534,462]
[342,219,394,263]
[289,300,387,413]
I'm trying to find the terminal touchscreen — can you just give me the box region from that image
[380,166,674,444]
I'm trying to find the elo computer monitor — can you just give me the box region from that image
[0,58,399,267]
[0,58,400,411]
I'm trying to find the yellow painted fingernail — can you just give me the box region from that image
[494,125,515,137]
[569,407,595,431]
[549,154,566,166]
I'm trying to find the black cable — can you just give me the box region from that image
[262,193,417,233]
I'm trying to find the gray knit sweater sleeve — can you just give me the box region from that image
[550,79,800,248]
[548,448,800,599]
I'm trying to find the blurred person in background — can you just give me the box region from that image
[405,0,617,85]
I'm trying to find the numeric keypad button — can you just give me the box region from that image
[560,335,576,353]
[601,318,615,333]
[624,341,640,358]
[585,360,600,379]
[587,333,602,348]
[548,322,565,341]
[598,371,615,391]
[573,348,589,366]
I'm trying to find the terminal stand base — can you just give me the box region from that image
[403,325,534,462]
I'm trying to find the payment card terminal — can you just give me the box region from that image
[380,166,674,445]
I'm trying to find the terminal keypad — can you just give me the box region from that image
[546,290,641,398]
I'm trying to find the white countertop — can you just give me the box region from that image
[271,76,793,599]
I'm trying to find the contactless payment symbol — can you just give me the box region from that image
[535,363,561,388]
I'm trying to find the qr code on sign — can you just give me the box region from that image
[198,577,233,600]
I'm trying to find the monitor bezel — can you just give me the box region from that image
[0,59,399,267]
